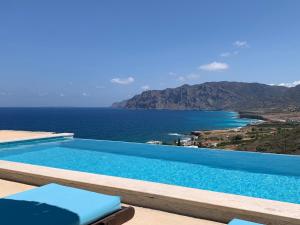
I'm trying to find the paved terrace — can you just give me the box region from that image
[0,130,222,225]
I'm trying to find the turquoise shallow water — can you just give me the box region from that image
[0,108,255,142]
[1,139,299,204]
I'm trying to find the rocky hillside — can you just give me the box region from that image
[112,82,300,111]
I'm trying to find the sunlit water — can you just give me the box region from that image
[1,139,299,204]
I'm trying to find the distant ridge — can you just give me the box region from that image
[112,82,300,111]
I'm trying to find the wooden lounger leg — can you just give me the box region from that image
[91,206,135,225]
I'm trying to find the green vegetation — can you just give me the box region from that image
[183,119,300,155]
[217,122,300,154]
[237,123,300,154]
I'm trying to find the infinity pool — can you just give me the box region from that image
[0,138,300,204]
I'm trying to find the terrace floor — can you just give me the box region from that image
[0,179,223,225]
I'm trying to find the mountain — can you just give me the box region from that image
[112,82,300,111]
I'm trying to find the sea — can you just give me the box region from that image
[0,108,255,143]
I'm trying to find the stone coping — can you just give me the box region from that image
[0,160,299,225]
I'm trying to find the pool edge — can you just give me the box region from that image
[0,160,299,225]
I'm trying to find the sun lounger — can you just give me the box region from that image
[0,183,134,225]
[228,219,265,225]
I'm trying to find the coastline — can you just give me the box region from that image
[238,111,266,121]
[155,111,260,147]
[171,111,300,155]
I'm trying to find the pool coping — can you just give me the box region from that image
[0,160,299,225]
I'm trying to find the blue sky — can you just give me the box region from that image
[0,0,300,107]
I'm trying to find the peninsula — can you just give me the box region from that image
[113,82,300,154]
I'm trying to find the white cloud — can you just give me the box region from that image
[111,76,135,85]
[141,85,150,91]
[233,40,249,48]
[220,52,231,57]
[275,81,300,88]
[199,62,229,72]
[82,92,89,97]
[176,73,200,82]
[59,93,65,97]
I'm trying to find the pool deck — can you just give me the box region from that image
[0,130,73,143]
[0,179,222,225]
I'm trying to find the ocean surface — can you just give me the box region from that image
[0,108,254,143]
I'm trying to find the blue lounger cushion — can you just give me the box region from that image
[1,183,121,225]
[228,219,265,225]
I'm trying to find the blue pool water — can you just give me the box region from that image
[1,138,299,204]
[0,108,255,143]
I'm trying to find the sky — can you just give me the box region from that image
[0,0,300,107]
